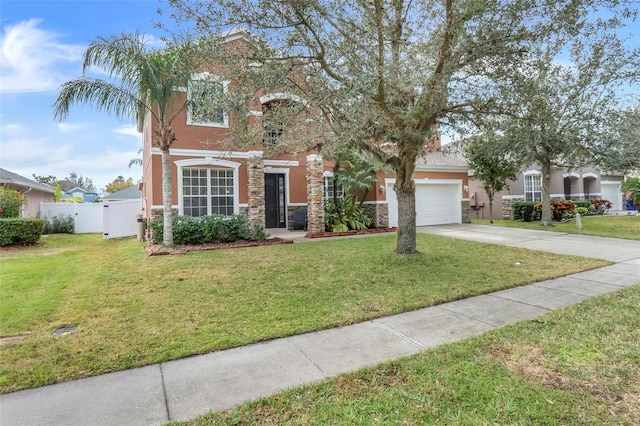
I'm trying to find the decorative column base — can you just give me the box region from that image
[306,154,325,233]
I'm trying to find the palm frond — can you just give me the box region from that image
[53,77,142,122]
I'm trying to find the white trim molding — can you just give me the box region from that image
[174,158,241,216]
[562,171,580,179]
[259,92,307,106]
[582,172,598,179]
[523,169,542,176]
[151,147,261,159]
[264,160,300,167]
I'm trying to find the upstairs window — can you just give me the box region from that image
[187,73,228,127]
[262,100,286,145]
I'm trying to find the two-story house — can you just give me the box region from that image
[140,29,470,233]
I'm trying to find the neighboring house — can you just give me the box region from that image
[468,165,626,221]
[141,29,470,232]
[0,168,55,218]
[104,185,142,201]
[57,180,99,203]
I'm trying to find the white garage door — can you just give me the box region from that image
[600,181,622,211]
[386,179,462,227]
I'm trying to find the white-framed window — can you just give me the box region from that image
[525,174,542,202]
[187,73,228,127]
[324,176,345,200]
[182,168,234,217]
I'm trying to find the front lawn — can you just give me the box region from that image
[0,233,607,393]
[472,215,640,240]
[183,285,640,425]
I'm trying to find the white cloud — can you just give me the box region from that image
[4,143,141,192]
[58,122,85,133]
[0,135,72,163]
[1,122,23,135]
[0,19,85,93]
[113,124,141,137]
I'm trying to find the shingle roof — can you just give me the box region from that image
[56,179,93,193]
[0,168,56,193]
[105,185,142,200]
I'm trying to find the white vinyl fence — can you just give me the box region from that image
[40,200,143,239]
[103,199,143,239]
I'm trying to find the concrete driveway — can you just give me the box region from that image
[417,223,640,263]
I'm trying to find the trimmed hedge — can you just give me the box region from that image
[150,214,268,245]
[0,218,45,246]
[511,201,539,222]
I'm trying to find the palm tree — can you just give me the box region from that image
[53,31,198,246]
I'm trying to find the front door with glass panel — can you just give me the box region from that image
[265,173,286,228]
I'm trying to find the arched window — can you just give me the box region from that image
[261,100,286,145]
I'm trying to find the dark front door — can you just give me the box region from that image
[265,173,286,228]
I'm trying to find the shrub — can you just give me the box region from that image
[532,200,576,222]
[324,198,372,232]
[574,200,596,214]
[622,177,640,205]
[0,218,45,246]
[551,200,576,221]
[0,186,27,218]
[149,214,268,245]
[591,199,612,214]
[575,207,590,216]
[511,201,539,222]
[43,214,74,234]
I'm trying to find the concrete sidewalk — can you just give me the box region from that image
[2,225,639,426]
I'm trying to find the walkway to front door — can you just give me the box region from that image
[265,173,286,228]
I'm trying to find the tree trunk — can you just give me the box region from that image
[393,151,418,255]
[395,182,417,254]
[488,194,494,224]
[540,161,552,226]
[161,147,174,246]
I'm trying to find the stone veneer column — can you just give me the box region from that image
[306,154,325,233]
[247,153,265,228]
[461,200,470,223]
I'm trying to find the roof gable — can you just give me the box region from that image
[0,168,56,193]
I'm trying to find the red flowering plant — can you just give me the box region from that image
[591,199,612,214]
[534,200,576,222]
[0,185,27,218]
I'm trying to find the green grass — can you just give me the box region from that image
[0,233,608,393]
[472,215,640,240]
[175,285,640,426]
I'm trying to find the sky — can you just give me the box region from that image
[0,0,170,192]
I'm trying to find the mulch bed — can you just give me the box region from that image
[145,237,294,256]
[145,228,397,255]
[305,227,397,238]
